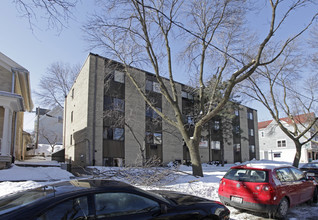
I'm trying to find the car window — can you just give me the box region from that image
[290,167,305,181]
[223,169,268,182]
[37,196,88,220]
[276,168,295,182]
[94,192,160,217]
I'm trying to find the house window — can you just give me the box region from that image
[71,111,73,123]
[211,141,220,150]
[247,112,253,120]
[114,70,125,83]
[70,134,73,145]
[249,129,254,136]
[145,80,160,93]
[274,153,281,158]
[277,140,286,148]
[261,131,265,138]
[57,116,63,123]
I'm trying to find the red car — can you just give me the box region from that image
[218,161,318,218]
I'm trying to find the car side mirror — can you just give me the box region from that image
[160,204,168,214]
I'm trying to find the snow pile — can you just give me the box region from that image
[0,165,73,182]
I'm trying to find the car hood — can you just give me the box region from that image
[150,190,210,205]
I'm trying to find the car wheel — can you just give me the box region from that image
[275,197,289,219]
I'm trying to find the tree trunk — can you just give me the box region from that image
[293,142,302,168]
[188,141,203,177]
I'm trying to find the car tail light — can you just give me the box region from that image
[255,184,273,192]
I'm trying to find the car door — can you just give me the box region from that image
[290,167,315,203]
[36,195,90,220]
[275,167,300,206]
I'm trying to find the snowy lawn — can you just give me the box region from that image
[0,161,318,219]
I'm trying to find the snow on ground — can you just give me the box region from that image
[0,159,318,219]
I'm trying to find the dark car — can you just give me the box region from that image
[0,179,230,220]
[218,161,317,219]
[300,162,318,180]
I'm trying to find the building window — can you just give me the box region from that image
[233,125,240,134]
[234,109,239,116]
[145,80,160,93]
[114,70,125,83]
[104,96,125,112]
[181,91,193,100]
[71,111,73,123]
[71,88,74,99]
[146,105,161,119]
[234,143,241,152]
[277,140,286,148]
[247,112,253,120]
[146,132,162,144]
[70,134,73,145]
[249,129,254,136]
[104,127,124,141]
[187,116,194,125]
[274,153,281,158]
[250,145,255,153]
[214,120,220,130]
[154,133,162,144]
[114,128,124,141]
[211,141,220,150]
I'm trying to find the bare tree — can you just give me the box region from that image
[84,0,317,176]
[241,41,318,167]
[35,62,80,108]
[39,127,60,153]
[13,0,77,32]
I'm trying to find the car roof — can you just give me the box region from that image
[231,160,293,171]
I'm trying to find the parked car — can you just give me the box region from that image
[300,161,318,180]
[218,161,318,219]
[0,179,230,220]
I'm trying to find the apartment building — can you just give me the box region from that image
[64,53,259,167]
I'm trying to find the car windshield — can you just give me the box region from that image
[0,187,54,214]
[223,168,268,182]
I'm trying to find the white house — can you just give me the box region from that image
[258,113,318,163]
[35,106,63,147]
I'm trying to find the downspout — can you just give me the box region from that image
[92,55,98,166]
[63,96,67,155]
[11,70,15,93]
[12,112,17,163]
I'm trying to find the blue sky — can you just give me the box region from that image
[1,1,316,131]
